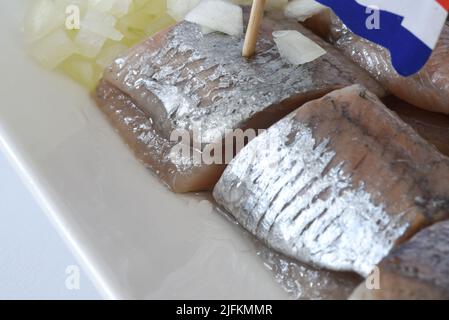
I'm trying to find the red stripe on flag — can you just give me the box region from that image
[437,0,449,10]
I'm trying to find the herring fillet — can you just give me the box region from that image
[384,96,449,157]
[257,242,361,299]
[351,221,449,300]
[96,12,385,192]
[304,11,449,114]
[94,80,225,191]
[213,85,449,276]
[103,15,386,142]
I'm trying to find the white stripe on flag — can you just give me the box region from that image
[356,0,447,48]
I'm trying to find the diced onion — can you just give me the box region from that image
[167,0,202,22]
[25,0,176,90]
[96,42,128,68]
[74,28,107,58]
[29,29,78,69]
[24,0,65,43]
[81,10,123,41]
[169,0,289,23]
[110,0,133,17]
[25,0,328,91]
[201,26,215,35]
[273,30,326,65]
[284,0,327,22]
[58,55,102,89]
[185,0,243,36]
[88,0,132,17]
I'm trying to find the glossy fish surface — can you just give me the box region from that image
[351,221,449,300]
[95,80,225,192]
[384,96,449,157]
[96,11,385,192]
[213,85,449,276]
[305,11,449,114]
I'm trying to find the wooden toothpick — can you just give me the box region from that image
[242,0,266,58]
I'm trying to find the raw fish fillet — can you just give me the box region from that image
[351,221,449,300]
[304,11,449,114]
[384,96,449,157]
[96,13,385,192]
[256,242,361,299]
[95,80,225,191]
[213,85,449,276]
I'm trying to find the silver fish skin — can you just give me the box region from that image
[213,85,449,276]
[256,241,361,299]
[351,221,449,300]
[97,11,385,192]
[95,80,227,192]
[103,13,385,144]
[304,11,449,114]
[383,96,449,157]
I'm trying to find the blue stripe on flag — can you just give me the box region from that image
[316,0,432,76]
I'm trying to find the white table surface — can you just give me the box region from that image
[0,150,100,300]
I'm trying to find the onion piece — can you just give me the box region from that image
[284,0,327,22]
[273,30,326,66]
[169,0,288,22]
[144,13,177,36]
[110,0,133,17]
[58,55,102,90]
[167,0,202,22]
[75,28,107,58]
[24,0,176,89]
[81,10,123,41]
[88,0,132,17]
[88,0,116,12]
[96,42,128,68]
[201,26,215,35]
[24,0,65,43]
[185,0,243,36]
[30,29,77,69]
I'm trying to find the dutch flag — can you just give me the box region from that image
[316,0,449,76]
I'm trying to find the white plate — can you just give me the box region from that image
[0,1,289,299]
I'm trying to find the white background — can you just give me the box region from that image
[0,150,100,300]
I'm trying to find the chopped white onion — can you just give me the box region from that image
[185,0,243,36]
[81,10,123,41]
[88,0,132,17]
[201,26,215,35]
[167,0,202,21]
[96,42,128,68]
[30,29,77,69]
[273,30,326,65]
[170,0,289,22]
[24,0,65,43]
[109,0,133,17]
[284,0,327,22]
[75,28,107,58]
[25,0,175,90]
[88,0,116,12]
